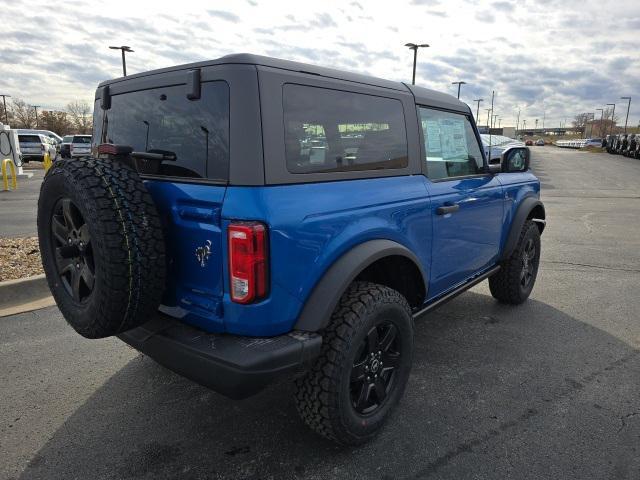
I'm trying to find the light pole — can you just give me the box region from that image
[621,96,631,134]
[498,118,501,129]
[451,81,466,99]
[405,43,429,85]
[0,94,10,124]
[523,119,527,132]
[109,45,134,76]
[596,108,604,137]
[606,103,616,136]
[492,114,498,128]
[473,98,483,122]
[535,118,538,131]
[485,108,492,130]
[516,108,521,132]
[32,105,40,128]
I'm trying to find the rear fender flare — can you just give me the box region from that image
[294,239,427,332]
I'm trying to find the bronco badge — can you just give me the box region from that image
[195,240,212,267]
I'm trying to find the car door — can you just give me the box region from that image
[418,106,504,299]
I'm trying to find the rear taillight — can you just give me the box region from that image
[228,222,268,304]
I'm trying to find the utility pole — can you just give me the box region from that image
[451,81,466,99]
[109,45,134,76]
[405,43,429,85]
[0,94,10,124]
[606,103,616,136]
[473,99,483,123]
[516,108,521,132]
[33,105,40,128]
[621,97,631,134]
[596,108,604,137]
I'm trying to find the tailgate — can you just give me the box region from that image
[145,180,227,332]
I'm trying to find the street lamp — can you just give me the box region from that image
[492,114,498,128]
[405,43,429,85]
[516,108,521,132]
[473,98,483,122]
[109,45,134,76]
[32,105,40,128]
[485,108,492,130]
[620,96,631,134]
[451,81,467,99]
[606,103,616,136]
[0,94,10,124]
[596,108,604,137]
[498,118,501,128]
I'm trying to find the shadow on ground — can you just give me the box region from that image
[19,291,640,480]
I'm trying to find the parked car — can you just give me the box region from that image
[60,135,74,158]
[69,134,92,157]
[37,54,545,445]
[16,129,63,144]
[18,133,47,162]
[615,134,628,154]
[583,138,602,148]
[622,133,637,157]
[535,139,545,146]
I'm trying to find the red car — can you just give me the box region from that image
[525,139,533,146]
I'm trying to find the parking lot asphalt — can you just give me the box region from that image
[2,147,640,480]
[0,168,44,238]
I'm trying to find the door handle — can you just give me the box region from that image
[436,204,460,215]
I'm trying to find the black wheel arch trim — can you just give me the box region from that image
[294,239,428,332]
[500,197,545,261]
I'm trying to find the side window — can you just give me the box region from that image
[283,84,408,174]
[418,107,484,180]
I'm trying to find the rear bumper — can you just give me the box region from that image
[118,313,322,399]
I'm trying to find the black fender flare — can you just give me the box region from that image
[500,197,545,261]
[294,239,427,332]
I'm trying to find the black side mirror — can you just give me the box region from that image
[501,146,530,173]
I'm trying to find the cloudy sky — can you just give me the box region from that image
[2,0,639,128]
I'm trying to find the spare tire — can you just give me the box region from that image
[37,157,166,338]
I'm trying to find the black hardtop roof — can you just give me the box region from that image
[97,53,469,113]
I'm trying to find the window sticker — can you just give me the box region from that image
[439,118,468,161]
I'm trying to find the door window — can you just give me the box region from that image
[418,107,484,180]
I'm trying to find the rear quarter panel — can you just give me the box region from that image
[221,175,431,336]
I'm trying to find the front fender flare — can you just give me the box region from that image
[500,197,545,261]
[294,239,427,332]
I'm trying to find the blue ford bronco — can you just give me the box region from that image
[37,54,545,445]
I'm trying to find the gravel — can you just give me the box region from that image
[0,237,43,281]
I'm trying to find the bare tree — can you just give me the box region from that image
[11,98,37,128]
[40,110,72,135]
[67,100,93,134]
[572,113,592,130]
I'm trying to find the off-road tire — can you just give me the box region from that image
[37,157,166,338]
[489,220,540,304]
[294,281,414,445]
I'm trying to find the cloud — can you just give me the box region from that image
[491,1,515,11]
[475,11,496,22]
[1,0,638,127]
[206,10,240,23]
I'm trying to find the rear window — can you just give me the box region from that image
[283,84,408,174]
[73,136,91,144]
[19,135,41,143]
[93,81,229,180]
[62,136,74,142]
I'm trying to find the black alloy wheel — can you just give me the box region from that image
[50,197,95,303]
[520,237,536,289]
[350,321,401,415]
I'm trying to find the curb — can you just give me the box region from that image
[0,274,55,317]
